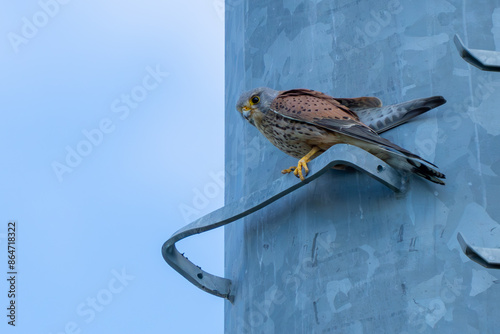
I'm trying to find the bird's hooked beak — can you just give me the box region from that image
[241,105,252,120]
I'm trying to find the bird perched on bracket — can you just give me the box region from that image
[236,87,446,184]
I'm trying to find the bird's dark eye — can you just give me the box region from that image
[251,96,260,104]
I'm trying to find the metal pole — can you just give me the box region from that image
[225,0,500,332]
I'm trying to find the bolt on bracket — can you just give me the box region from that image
[457,232,500,269]
[454,34,500,72]
[162,144,405,300]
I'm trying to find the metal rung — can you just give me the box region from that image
[457,232,500,269]
[162,144,405,301]
[454,34,500,72]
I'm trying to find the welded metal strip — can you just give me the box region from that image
[454,34,500,72]
[457,232,500,269]
[162,144,404,300]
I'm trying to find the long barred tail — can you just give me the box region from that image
[356,96,447,134]
[356,138,447,185]
[407,158,446,185]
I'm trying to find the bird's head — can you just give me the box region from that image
[236,87,279,126]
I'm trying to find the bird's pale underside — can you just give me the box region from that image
[236,87,446,185]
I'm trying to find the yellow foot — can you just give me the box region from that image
[294,159,310,181]
[281,146,321,182]
[281,159,309,181]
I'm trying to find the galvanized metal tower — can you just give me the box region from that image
[222,0,500,333]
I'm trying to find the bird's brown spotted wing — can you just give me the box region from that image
[270,89,425,162]
[272,89,360,120]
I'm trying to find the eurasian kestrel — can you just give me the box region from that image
[236,87,446,184]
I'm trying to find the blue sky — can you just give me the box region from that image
[1,1,225,333]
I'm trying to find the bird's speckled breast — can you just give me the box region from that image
[255,111,335,159]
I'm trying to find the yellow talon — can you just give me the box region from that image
[294,159,310,181]
[281,164,307,181]
[281,146,321,181]
[281,167,296,174]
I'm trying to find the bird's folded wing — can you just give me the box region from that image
[270,89,433,165]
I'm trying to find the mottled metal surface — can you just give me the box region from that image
[225,0,500,333]
[162,145,403,300]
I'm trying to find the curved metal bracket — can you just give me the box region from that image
[457,232,500,269]
[162,144,405,300]
[454,34,500,72]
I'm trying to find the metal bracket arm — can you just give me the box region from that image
[454,34,500,72]
[457,232,500,269]
[162,144,404,300]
